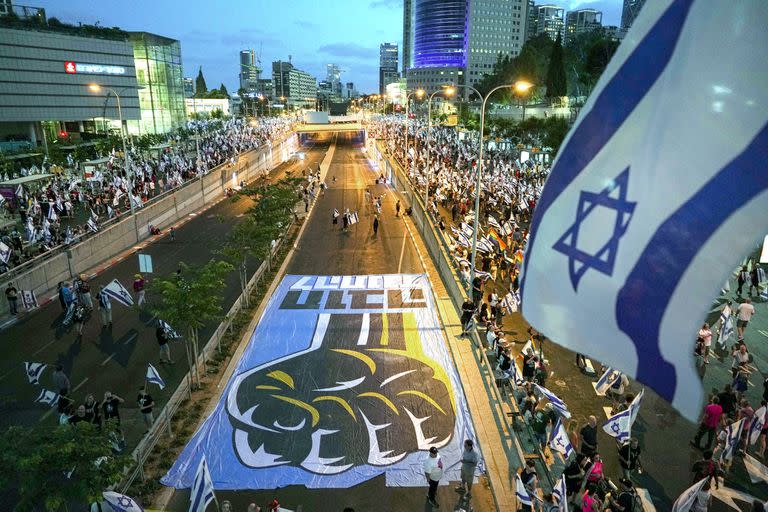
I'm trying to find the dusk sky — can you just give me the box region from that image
[34,0,622,94]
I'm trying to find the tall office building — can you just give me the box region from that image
[406,0,529,95]
[239,49,261,93]
[565,8,602,44]
[326,63,342,97]
[379,42,399,95]
[530,4,565,41]
[183,77,195,98]
[402,0,414,75]
[621,0,646,31]
[271,59,316,108]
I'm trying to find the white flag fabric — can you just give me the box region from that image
[603,388,644,442]
[534,384,571,419]
[595,367,622,395]
[552,474,569,512]
[549,418,575,459]
[519,0,768,421]
[24,362,47,385]
[0,241,10,264]
[189,455,216,512]
[102,491,145,512]
[750,406,767,446]
[35,389,59,407]
[146,363,166,390]
[160,319,181,339]
[717,311,733,348]
[515,474,533,507]
[87,218,99,233]
[103,279,134,307]
[348,212,359,225]
[21,290,38,310]
[671,477,708,512]
[720,418,745,463]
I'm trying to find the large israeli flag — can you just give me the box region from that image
[549,418,574,459]
[515,474,533,507]
[671,477,708,512]
[519,0,768,421]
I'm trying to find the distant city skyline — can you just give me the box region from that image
[31,0,622,94]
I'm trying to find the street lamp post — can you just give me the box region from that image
[424,86,456,214]
[88,83,140,243]
[468,80,533,290]
[404,89,425,174]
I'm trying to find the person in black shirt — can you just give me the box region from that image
[718,384,738,418]
[460,299,475,336]
[137,387,155,432]
[5,283,18,316]
[101,391,124,425]
[618,437,643,480]
[609,478,638,511]
[564,454,587,497]
[580,416,599,456]
[84,393,101,426]
[68,405,88,425]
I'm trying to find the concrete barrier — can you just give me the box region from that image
[2,134,299,299]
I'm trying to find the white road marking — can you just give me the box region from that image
[72,377,89,393]
[397,228,407,274]
[757,329,768,338]
[123,332,139,345]
[100,353,117,366]
[31,339,57,356]
[0,317,17,330]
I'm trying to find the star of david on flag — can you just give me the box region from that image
[519,0,768,422]
[595,366,622,395]
[549,418,574,459]
[749,406,767,446]
[102,491,145,512]
[720,418,745,463]
[24,362,47,385]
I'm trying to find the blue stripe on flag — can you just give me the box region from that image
[521,0,696,297]
[616,123,768,402]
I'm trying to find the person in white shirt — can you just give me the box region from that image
[423,446,444,508]
[736,298,756,339]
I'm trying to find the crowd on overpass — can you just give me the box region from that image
[0,117,292,274]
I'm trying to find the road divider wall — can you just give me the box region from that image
[3,134,299,300]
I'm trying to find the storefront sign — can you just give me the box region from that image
[64,61,126,75]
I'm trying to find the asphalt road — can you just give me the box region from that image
[164,132,497,512]
[0,136,330,451]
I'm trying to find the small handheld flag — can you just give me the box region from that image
[159,319,181,339]
[24,362,47,385]
[103,279,134,307]
[595,367,622,395]
[670,477,708,512]
[102,491,145,512]
[35,389,60,407]
[749,406,767,446]
[146,363,166,390]
[534,384,571,419]
[720,418,745,463]
[515,473,533,507]
[0,241,11,264]
[549,418,575,459]
[189,455,216,512]
[552,475,569,512]
[603,408,632,444]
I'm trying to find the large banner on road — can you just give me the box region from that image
[162,274,479,489]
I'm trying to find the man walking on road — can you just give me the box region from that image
[133,274,146,307]
[137,386,155,433]
[52,365,70,395]
[5,282,18,316]
[692,395,723,450]
[423,446,443,508]
[455,439,478,498]
[395,200,401,217]
[736,298,755,339]
[373,215,379,237]
[96,286,112,328]
[156,321,174,365]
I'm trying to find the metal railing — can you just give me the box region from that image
[370,138,556,490]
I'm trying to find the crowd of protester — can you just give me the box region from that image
[0,117,293,273]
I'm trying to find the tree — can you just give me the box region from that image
[0,422,130,511]
[148,259,233,387]
[219,83,229,96]
[545,33,567,101]
[195,66,208,98]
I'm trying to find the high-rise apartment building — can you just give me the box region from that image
[565,8,602,44]
[402,0,414,75]
[406,0,529,95]
[183,77,194,98]
[621,0,646,31]
[379,42,399,95]
[529,4,565,41]
[271,59,316,108]
[239,49,261,93]
[326,63,342,97]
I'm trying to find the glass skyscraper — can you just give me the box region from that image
[129,32,186,135]
[413,0,467,68]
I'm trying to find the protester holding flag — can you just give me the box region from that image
[137,386,155,432]
[617,437,643,480]
[156,321,174,365]
[519,460,538,510]
[95,286,112,328]
[5,282,18,316]
[690,450,720,489]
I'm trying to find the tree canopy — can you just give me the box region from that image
[195,66,208,97]
[545,33,567,99]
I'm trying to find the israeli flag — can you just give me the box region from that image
[103,279,134,307]
[549,418,574,459]
[534,384,571,419]
[102,491,145,512]
[474,270,492,281]
[502,292,517,314]
[717,310,734,347]
[457,232,471,248]
[603,407,632,443]
[24,362,47,385]
[348,212,359,225]
[501,221,514,237]
[720,418,745,462]
[487,215,502,232]
[552,474,569,512]
[87,217,99,233]
[160,319,181,339]
[671,477,708,512]
[35,389,59,407]
[333,208,339,218]
[595,367,622,395]
[749,406,767,445]
[515,473,533,507]
[519,0,768,421]
[189,455,216,512]
[146,363,166,390]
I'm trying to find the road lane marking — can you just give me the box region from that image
[100,353,117,366]
[397,230,407,274]
[32,339,57,356]
[757,329,768,338]
[72,377,89,393]
[123,332,139,345]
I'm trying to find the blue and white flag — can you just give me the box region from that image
[146,363,166,390]
[515,473,533,507]
[189,455,216,512]
[502,292,518,314]
[35,389,59,407]
[24,362,47,385]
[102,491,144,512]
[160,319,181,339]
[717,310,734,347]
[534,384,571,419]
[487,215,502,232]
[671,477,708,512]
[519,0,768,421]
[103,279,134,307]
[603,408,632,443]
[457,232,471,248]
[0,241,10,264]
[749,406,767,446]
[720,418,745,463]
[552,474,569,512]
[87,217,99,233]
[595,367,622,395]
[474,270,491,281]
[549,418,574,459]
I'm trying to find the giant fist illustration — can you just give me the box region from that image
[226,305,456,474]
